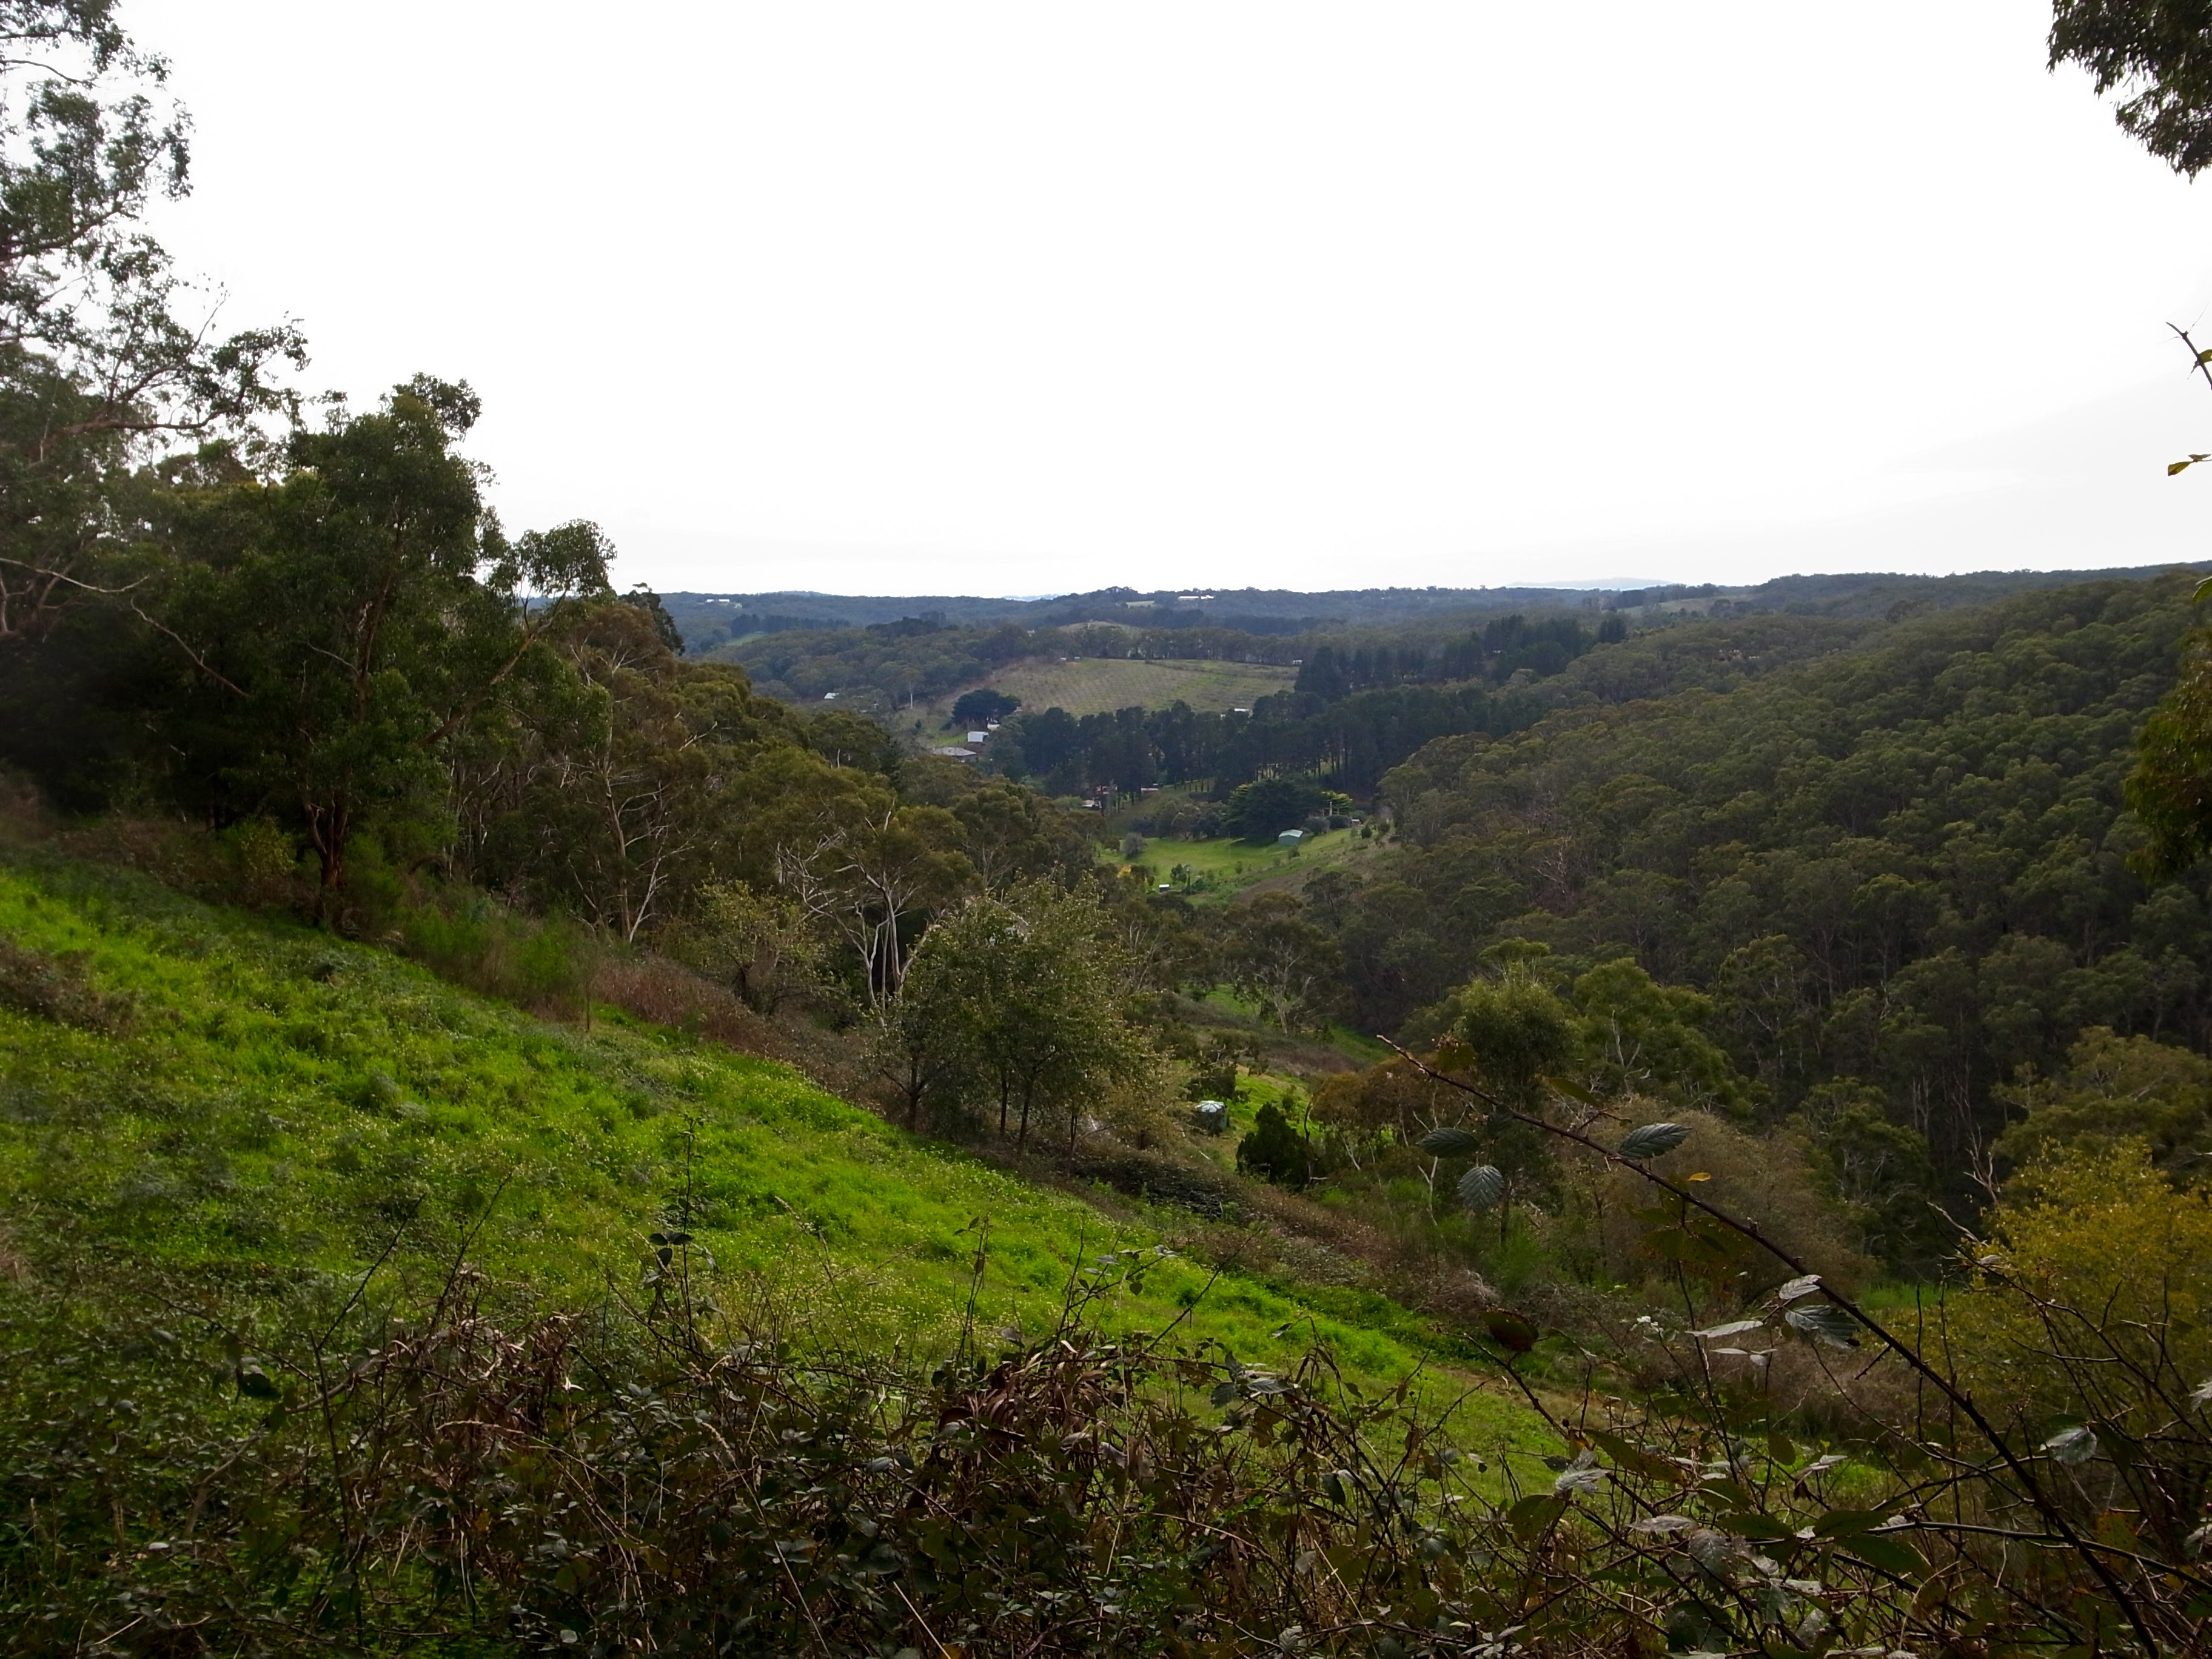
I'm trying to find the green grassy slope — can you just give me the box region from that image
[0,848,1537,1443]
[1131,824,1392,903]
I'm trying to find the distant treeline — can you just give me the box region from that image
[721,608,1622,752]
[671,565,2212,663]
[999,614,1646,797]
[660,581,1625,643]
[1003,610,1891,802]
[1293,612,1621,699]
[1002,685,1503,799]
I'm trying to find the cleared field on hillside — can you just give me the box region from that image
[945,655,1296,719]
[0,850,1535,1440]
[1125,825,1393,903]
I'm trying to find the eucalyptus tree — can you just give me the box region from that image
[882,883,1161,1151]
[0,0,303,643]
[754,749,976,1007]
[2050,0,2212,176]
[150,380,612,905]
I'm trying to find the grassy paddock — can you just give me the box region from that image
[0,849,1541,1447]
[939,655,1296,721]
[1129,825,1387,902]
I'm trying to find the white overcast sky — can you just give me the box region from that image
[134,1,2212,595]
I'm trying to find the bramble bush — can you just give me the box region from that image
[12,1099,2212,1656]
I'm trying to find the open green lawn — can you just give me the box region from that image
[939,655,1296,721]
[1127,825,1395,903]
[0,848,1540,1446]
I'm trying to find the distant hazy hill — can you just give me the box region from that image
[662,564,2210,655]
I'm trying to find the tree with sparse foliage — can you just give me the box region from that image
[1221,891,1342,1031]
[0,0,304,645]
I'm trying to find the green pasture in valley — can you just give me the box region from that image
[1126,825,1393,902]
[942,655,1296,721]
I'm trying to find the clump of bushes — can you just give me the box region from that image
[0,939,133,1031]
[1238,1099,1315,1188]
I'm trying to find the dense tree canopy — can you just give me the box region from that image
[2050,0,2212,175]
[1285,575,2212,1238]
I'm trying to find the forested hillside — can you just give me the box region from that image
[1292,575,2211,1233]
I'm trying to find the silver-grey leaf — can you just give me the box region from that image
[1774,1274,1822,1304]
[2042,1424,2099,1465]
[1457,1164,1506,1210]
[1690,1318,1765,1340]
[1418,1126,1483,1157]
[1618,1122,1691,1160]
[1783,1302,1860,1347]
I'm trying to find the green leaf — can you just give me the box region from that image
[236,1360,280,1399]
[1419,1125,1483,1157]
[1456,1163,1505,1210]
[1714,1510,1795,1541]
[1812,1507,1898,1538]
[1482,1308,1538,1353]
[1507,1492,1567,1541]
[1589,1429,1678,1481]
[1543,1072,1600,1106]
[1619,1122,1691,1159]
[1845,1531,1924,1578]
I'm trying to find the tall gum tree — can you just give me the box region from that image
[152,379,612,906]
[0,0,304,643]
